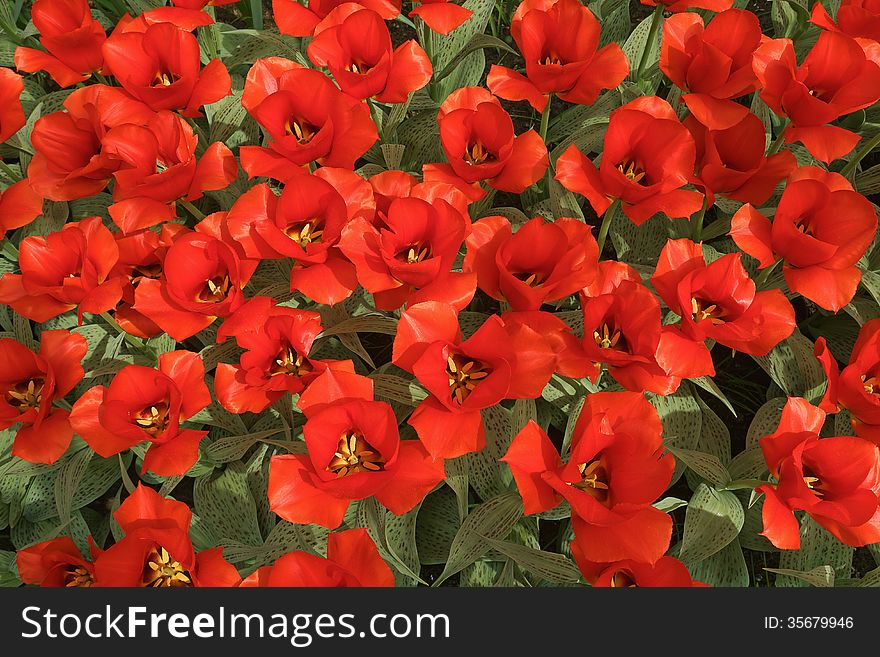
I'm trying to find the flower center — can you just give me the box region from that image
[539,51,564,66]
[130,263,162,287]
[794,219,816,236]
[6,378,44,410]
[152,69,179,87]
[398,242,431,264]
[345,61,372,75]
[134,402,170,437]
[617,159,646,184]
[199,275,231,303]
[593,323,624,350]
[269,346,312,377]
[802,467,825,498]
[285,119,316,144]
[327,432,385,477]
[863,375,880,395]
[142,546,192,587]
[64,566,93,588]
[610,570,637,588]
[570,459,609,503]
[286,220,323,246]
[446,355,490,405]
[691,297,726,324]
[464,141,494,166]
[513,271,545,287]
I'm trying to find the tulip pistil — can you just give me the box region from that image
[152,70,179,87]
[270,346,312,376]
[593,323,624,350]
[863,375,880,395]
[64,566,93,588]
[286,221,323,246]
[345,61,373,75]
[399,242,431,264]
[513,271,545,287]
[617,159,647,184]
[134,402,170,437]
[446,355,490,405]
[571,459,610,503]
[327,432,385,477]
[464,141,494,166]
[691,297,726,324]
[142,546,193,587]
[6,378,44,410]
[285,120,316,144]
[200,275,231,302]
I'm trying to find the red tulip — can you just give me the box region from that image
[26,85,155,201]
[434,86,549,194]
[816,319,880,445]
[685,110,796,206]
[17,536,99,587]
[502,393,675,563]
[730,166,877,312]
[102,21,231,117]
[339,185,474,311]
[69,351,212,477]
[578,265,712,393]
[640,0,733,13]
[571,552,706,587]
[215,296,355,414]
[752,32,880,162]
[222,169,371,305]
[173,0,238,8]
[14,0,107,88]
[487,0,629,112]
[240,57,378,179]
[555,97,703,225]
[93,484,240,586]
[392,301,556,459]
[240,529,394,587]
[274,0,401,37]
[660,9,763,130]
[757,397,880,549]
[410,0,473,35]
[132,230,253,341]
[0,216,124,322]
[651,238,795,356]
[812,0,880,42]
[0,331,86,464]
[0,180,43,241]
[368,168,473,222]
[463,215,598,311]
[102,111,237,233]
[0,68,25,143]
[308,5,432,103]
[268,370,445,528]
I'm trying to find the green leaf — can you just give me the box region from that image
[679,484,744,565]
[751,329,825,403]
[666,446,730,489]
[765,565,835,588]
[688,538,749,587]
[482,536,582,585]
[433,33,516,82]
[775,517,853,587]
[193,462,263,546]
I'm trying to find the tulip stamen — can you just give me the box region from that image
[540,51,563,66]
[464,141,494,166]
[802,475,824,497]
[200,275,231,302]
[286,221,323,246]
[610,571,637,588]
[691,297,726,325]
[152,70,179,87]
[399,242,432,264]
[513,271,545,287]
[446,355,490,405]
[862,375,880,395]
[617,159,647,184]
[794,220,816,236]
[327,432,385,477]
[593,323,623,350]
[285,120,315,144]
[570,459,610,503]
[6,378,44,410]
[64,566,93,588]
[270,346,312,376]
[142,546,193,587]
[345,61,372,75]
[134,403,170,437]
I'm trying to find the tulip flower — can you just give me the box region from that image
[307,5,432,103]
[730,166,877,312]
[815,319,880,444]
[571,551,707,587]
[651,239,796,356]
[757,397,880,549]
[487,0,629,112]
[0,67,25,143]
[0,180,43,240]
[432,87,548,195]
[240,57,378,179]
[660,9,763,130]
[93,484,241,586]
[14,0,107,88]
[214,296,354,414]
[752,32,880,162]
[502,393,675,563]
[17,536,100,587]
[240,529,394,587]
[555,96,703,225]
[0,216,124,322]
[392,301,556,459]
[0,331,87,464]
[463,215,598,311]
[268,370,445,528]
[811,0,880,50]
[274,0,402,37]
[410,0,473,35]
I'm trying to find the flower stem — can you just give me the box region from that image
[636,4,664,81]
[841,130,880,179]
[0,160,20,181]
[100,312,149,352]
[767,118,790,155]
[597,199,621,257]
[179,199,206,221]
[691,195,708,242]
[539,98,552,144]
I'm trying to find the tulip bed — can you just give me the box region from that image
[0,0,879,589]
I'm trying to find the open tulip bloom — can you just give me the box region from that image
[2,0,880,593]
